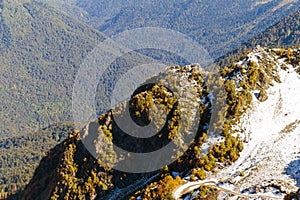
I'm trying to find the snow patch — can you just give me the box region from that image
[214,64,300,195]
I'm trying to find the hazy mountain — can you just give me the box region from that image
[44,0,300,58]
[217,10,300,67]
[1,0,299,137]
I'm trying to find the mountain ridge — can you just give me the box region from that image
[172,46,300,199]
[19,46,300,200]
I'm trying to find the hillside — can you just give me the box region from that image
[44,0,300,59]
[0,0,105,137]
[19,47,300,199]
[0,122,74,198]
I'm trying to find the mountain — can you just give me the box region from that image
[1,3,300,198]
[0,0,105,137]
[217,10,300,67]
[44,0,300,59]
[19,46,300,200]
[0,0,186,195]
[0,0,112,196]
[1,0,299,136]
[1,0,300,199]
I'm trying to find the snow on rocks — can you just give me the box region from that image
[172,47,299,199]
[213,49,300,196]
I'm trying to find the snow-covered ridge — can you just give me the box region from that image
[173,47,300,199]
[217,47,300,197]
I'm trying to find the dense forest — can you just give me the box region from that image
[1,0,299,138]
[0,0,105,137]
[0,122,74,199]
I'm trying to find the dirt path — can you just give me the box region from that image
[172,180,284,200]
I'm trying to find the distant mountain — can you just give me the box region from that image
[217,10,300,67]
[1,0,298,136]
[0,0,105,137]
[44,0,300,59]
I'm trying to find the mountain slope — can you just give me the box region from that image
[173,47,300,200]
[0,0,105,137]
[3,0,297,138]
[20,47,300,200]
[0,122,74,198]
[1,1,300,199]
[20,65,211,200]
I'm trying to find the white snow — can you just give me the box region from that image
[172,48,300,199]
[214,63,300,195]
